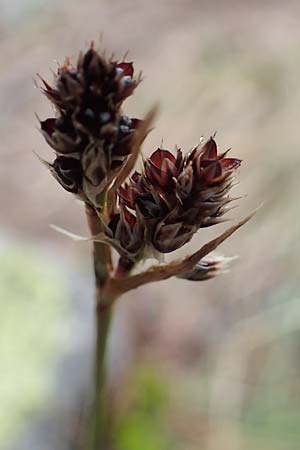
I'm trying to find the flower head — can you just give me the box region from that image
[38,44,142,207]
[112,136,241,258]
[38,44,250,287]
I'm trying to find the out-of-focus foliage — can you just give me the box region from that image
[0,246,67,447]
[110,330,300,450]
[115,367,173,450]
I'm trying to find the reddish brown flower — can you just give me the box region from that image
[39,43,251,291]
[144,148,183,188]
[39,45,245,273]
[39,44,141,207]
[105,206,145,259]
[114,136,241,256]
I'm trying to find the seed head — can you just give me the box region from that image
[38,44,141,207]
[38,44,250,286]
[112,137,241,258]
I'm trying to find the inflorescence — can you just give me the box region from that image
[38,43,245,283]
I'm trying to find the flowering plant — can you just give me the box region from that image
[37,43,252,450]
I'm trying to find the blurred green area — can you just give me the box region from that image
[0,245,67,447]
[114,342,300,450]
[115,367,173,450]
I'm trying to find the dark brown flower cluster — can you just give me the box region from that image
[104,137,241,260]
[39,45,141,207]
[39,44,249,286]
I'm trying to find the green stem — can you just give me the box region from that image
[83,206,136,450]
[87,301,112,450]
[84,204,115,450]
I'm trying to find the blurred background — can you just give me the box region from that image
[1,0,300,449]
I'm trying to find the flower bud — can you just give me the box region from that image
[105,207,144,259]
[52,157,82,193]
[177,256,233,281]
[153,220,196,253]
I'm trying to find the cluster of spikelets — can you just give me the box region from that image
[114,139,241,259]
[39,45,141,206]
[38,44,250,289]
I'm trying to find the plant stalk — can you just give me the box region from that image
[84,204,114,450]
[88,301,112,450]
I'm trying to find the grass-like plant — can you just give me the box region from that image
[37,42,253,450]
